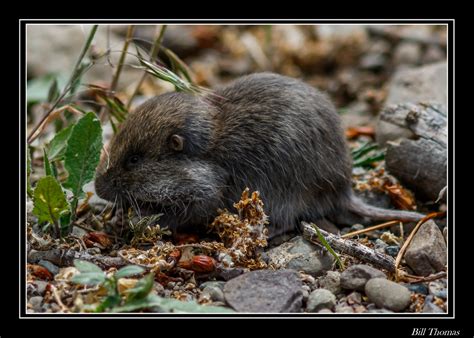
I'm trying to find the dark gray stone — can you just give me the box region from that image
[340,264,386,291]
[223,269,303,313]
[365,278,411,312]
[306,289,336,312]
[385,246,400,257]
[405,220,447,276]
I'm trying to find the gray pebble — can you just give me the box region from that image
[340,264,386,291]
[29,296,43,312]
[423,295,445,313]
[335,305,354,313]
[202,284,225,303]
[318,271,341,295]
[306,289,336,312]
[365,278,411,312]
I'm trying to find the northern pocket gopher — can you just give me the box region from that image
[95,73,423,237]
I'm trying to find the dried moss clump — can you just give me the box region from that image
[209,188,269,269]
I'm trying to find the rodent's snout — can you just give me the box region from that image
[94,169,121,202]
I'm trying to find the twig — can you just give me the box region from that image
[126,25,167,111]
[400,271,447,284]
[50,284,70,313]
[110,25,135,95]
[27,105,85,144]
[342,220,399,239]
[28,25,98,144]
[394,212,444,279]
[28,248,127,269]
[302,222,396,272]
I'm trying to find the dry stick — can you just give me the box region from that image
[302,222,396,272]
[342,220,399,239]
[50,284,70,313]
[98,25,135,123]
[394,212,445,280]
[27,25,98,144]
[126,25,167,111]
[28,105,84,144]
[28,248,127,269]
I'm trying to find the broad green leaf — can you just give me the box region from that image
[63,112,103,202]
[125,273,154,301]
[27,146,33,198]
[111,294,235,313]
[71,272,106,286]
[311,223,345,270]
[73,259,104,274]
[111,294,162,313]
[115,265,145,279]
[32,176,69,225]
[153,296,235,313]
[48,124,74,161]
[43,148,53,177]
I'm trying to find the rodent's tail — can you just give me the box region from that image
[347,195,425,222]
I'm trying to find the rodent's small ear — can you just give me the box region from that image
[170,134,185,152]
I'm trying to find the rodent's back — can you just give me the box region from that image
[209,73,353,231]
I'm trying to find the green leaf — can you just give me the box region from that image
[95,294,121,312]
[153,296,235,313]
[111,294,161,313]
[63,112,103,206]
[27,146,33,198]
[48,124,74,161]
[73,259,104,274]
[125,273,154,301]
[110,294,236,313]
[43,148,53,177]
[71,272,106,286]
[115,265,145,279]
[32,176,70,225]
[311,223,345,270]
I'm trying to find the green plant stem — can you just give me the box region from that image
[126,25,167,111]
[27,25,98,144]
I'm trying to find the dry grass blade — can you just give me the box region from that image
[342,220,399,239]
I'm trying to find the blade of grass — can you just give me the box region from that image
[311,223,345,270]
[126,25,167,111]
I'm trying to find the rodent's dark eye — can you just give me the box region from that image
[125,154,142,169]
[169,134,185,152]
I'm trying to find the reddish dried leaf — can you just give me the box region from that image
[345,126,375,139]
[28,264,53,281]
[383,183,416,210]
[84,231,112,248]
[178,255,216,273]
